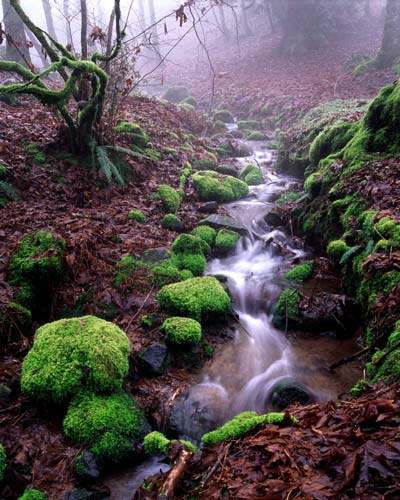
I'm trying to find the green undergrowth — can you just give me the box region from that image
[201,411,297,447]
[17,489,47,500]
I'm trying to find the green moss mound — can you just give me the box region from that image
[9,230,66,317]
[246,131,266,141]
[17,489,47,500]
[367,321,400,384]
[201,411,296,447]
[115,121,150,148]
[213,110,234,123]
[192,170,248,203]
[161,214,183,231]
[286,261,314,282]
[21,316,130,403]
[161,317,202,345]
[128,209,146,223]
[162,86,189,103]
[151,260,193,287]
[180,96,198,108]
[273,288,300,330]
[215,229,240,254]
[191,225,217,246]
[63,391,149,465]
[172,234,203,255]
[156,185,181,213]
[0,444,6,483]
[158,276,231,323]
[327,240,350,262]
[143,431,198,455]
[114,255,137,287]
[171,234,206,276]
[239,164,264,185]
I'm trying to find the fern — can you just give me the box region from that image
[339,245,362,265]
[365,239,375,256]
[95,145,147,185]
[0,180,19,201]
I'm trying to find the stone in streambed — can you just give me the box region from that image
[137,343,169,376]
[199,214,248,235]
[197,201,218,213]
[268,379,314,411]
[264,212,284,227]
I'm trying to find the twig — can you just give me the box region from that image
[126,285,154,331]
[159,448,193,499]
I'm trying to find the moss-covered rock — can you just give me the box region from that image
[180,96,198,108]
[170,234,206,276]
[151,260,193,287]
[8,230,66,318]
[21,316,130,403]
[285,261,314,283]
[326,240,350,262]
[162,86,189,103]
[246,131,266,141]
[156,185,181,213]
[237,120,260,131]
[215,229,240,255]
[358,270,400,311]
[191,225,217,246]
[172,234,203,255]
[0,444,6,483]
[192,154,218,171]
[17,489,47,500]
[201,411,296,447]
[158,276,231,323]
[63,391,149,465]
[192,170,248,203]
[128,209,146,223]
[161,214,184,232]
[179,103,195,112]
[272,288,300,330]
[239,164,264,185]
[161,317,202,345]
[115,121,150,148]
[213,110,234,123]
[367,321,400,384]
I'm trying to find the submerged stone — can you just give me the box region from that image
[268,379,314,411]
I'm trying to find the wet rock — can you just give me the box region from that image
[268,379,314,411]
[74,450,101,481]
[216,165,240,177]
[198,201,218,213]
[220,140,252,158]
[141,247,170,263]
[161,216,184,232]
[169,343,202,371]
[264,212,284,227]
[0,384,11,405]
[64,487,110,500]
[137,343,169,376]
[264,238,283,256]
[200,215,248,235]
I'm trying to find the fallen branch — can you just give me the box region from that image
[159,448,193,499]
[329,331,387,370]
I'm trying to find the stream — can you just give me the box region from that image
[104,139,362,498]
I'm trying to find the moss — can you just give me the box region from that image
[25,143,46,164]
[239,164,264,186]
[163,147,178,156]
[192,156,218,171]
[180,143,194,152]
[157,276,231,323]
[21,316,130,403]
[0,301,32,345]
[143,431,170,455]
[156,185,181,213]
[171,253,206,277]
[304,172,324,196]
[161,316,202,345]
[213,110,234,123]
[327,240,350,262]
[17,489,47,500]
[350,379,368,397]
[9,230,66,317]
[179,103,195,112]
[144,147,162,161]
[275,192,302,204]
[358,271,400,310]
[114,255,136,287]
[151,261,193,287]
[375,217,400,244]
[172,234,203,255]
[237,120,260,131]
[192,170,248,203]
[181,96,198,108]
[246,131,266,141]
[273,288,300,329]
[162,86,189,103]
[340,197,367,230]
[367,322,400,384]
[63,391,149,465]
[161,214,182,231]
[201,411,296,447]
[0,444,6,483]
[128,209,146,223]
[285,261,314,282]
[215,229,240,254]
[191,225,217,246]
[0,164,7,177]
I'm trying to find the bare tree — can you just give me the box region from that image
[1,0,31,65]
[374,0,400,68]
[41,0,57,39]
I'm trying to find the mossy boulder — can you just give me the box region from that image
[115,121,150,148]
[63,391,150,465]
[239,164,264,185]
[179,103,195,112]
[272,288,300,330]
[201,411,296,447]
[192,170,248,203]
[367,321,400,384]
[161,214,184,232]
[21,316,130,403]
[237,120,260,131]
[157,276,231,323]
[191,225,217,246]
[171,234,206,276]
[0,301,32,348]
[213,110,234,123]
[128,209,146,223]
[327,240,350,262]
[151,260,194,287]
[0,444,6,482]
[161,317,202,345]
[285,261,314,283]
[246,131,266,141]
[162,86,189,103]
[180,96,198,108]
[17,489,47,500]
[9,230,66,318]
[215,229,240,255]
[156,185,181,213]
[192,154,218,171]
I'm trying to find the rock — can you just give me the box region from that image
[64,487,110,500]
[198,201,218,213]
[216,165,240,177]
[0,384,11,405]
[141,247,170,263]
[264,212,284,227]
[268,379,314,411]
[200,215,248,235]
[74,450,101,481]
[161,216,184,232]
[137,343,169,376]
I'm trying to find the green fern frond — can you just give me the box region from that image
[339,245,362,265]
[0,180,19,201]
[102,145,147,159]
[95,145,124,185]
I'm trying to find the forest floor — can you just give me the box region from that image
[0,13,399,500]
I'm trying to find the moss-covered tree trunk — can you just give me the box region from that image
[1,0,31,65]
[374,0,400,68]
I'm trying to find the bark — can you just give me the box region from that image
[63,0,73,47]
[104,7,116,74]
[159,449,193,499]
[41,0,57,39]
[2,0,31,65]
[148,0,160,58]
[374,0,400,68]
[80,0,88,60]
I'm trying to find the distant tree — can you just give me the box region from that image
[373,0,400,68]
[41,0,57,40]
[1,0,31,65]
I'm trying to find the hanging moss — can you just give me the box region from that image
[161,317,202,345]
[63,391,149,465]
[21,316,130,403]
[156,185,181,213]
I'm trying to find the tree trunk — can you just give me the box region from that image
[104,7,116,74]
[63,0,73,47]
[241,0,252,35]
[41,0,57,39]
[2,0,31,65]
[148,0,160,59]
[80,0,88,60]
[375,0,400,68]
[137,0,146,28]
